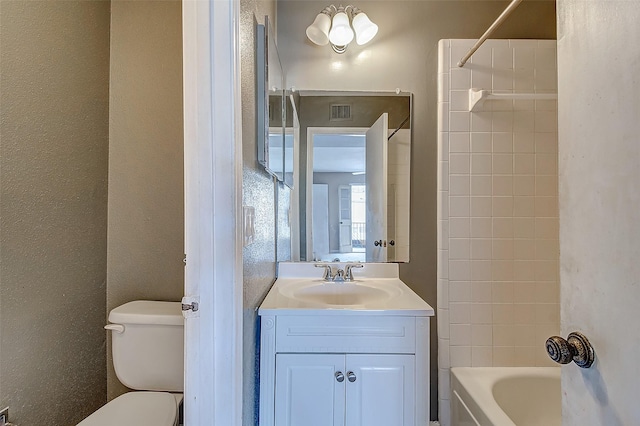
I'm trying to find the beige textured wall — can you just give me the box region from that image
[106,0,184,399]
[278,0,556,418]
[240,1,279,423]
[0,1,110,424]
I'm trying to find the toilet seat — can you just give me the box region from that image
[77,391,180,426]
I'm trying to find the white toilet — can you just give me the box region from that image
[78,300,184,426]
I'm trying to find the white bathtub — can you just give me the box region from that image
[450,367,561,426]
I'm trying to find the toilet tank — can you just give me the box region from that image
[108,301,184,392]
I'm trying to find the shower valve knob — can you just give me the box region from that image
[546,331,595,368]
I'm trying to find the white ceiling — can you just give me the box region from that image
[313,134,365,173]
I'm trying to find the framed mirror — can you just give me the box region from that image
[296,91,412,263]
[257,17,285,181]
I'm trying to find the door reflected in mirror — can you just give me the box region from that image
[298,92,411,263]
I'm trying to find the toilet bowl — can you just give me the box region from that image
[78,301,184,426]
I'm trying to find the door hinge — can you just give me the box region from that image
[181,296,200,319]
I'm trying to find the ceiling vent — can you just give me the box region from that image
[330,104,352,121]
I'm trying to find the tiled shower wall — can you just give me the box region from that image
[437,39,559,425]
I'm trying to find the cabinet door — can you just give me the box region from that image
[275,354,346,426]
[345,354,415,426]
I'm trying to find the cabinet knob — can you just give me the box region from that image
[374,240,382,247]
[335,371,344,383]
[347,371,356,382]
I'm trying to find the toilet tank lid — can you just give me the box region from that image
[109,301,183,326]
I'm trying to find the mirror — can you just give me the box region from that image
[296,92,412,263]
[257,17,285,181]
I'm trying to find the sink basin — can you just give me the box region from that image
[279,280,400,306]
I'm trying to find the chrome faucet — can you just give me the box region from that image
[314,263,349,282]
[314,263,333,281]
[344,262,364,281]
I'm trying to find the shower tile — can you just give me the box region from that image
[438,340,450,368]
[513,132,535,153]
[471,132,492,152]
[514,46,535,69]
[438,308,450,338]
[471,239,492,260]
[471,346,493,367]
[450,153,470,174]
[450,196,470,217]
[471,175,492,196]
[513,110,535,133]
[450,280,472,302]
[535,260,559,281]
[450,346,472,367]
[514,175,535,196]
[471,260,492,281]
[492,112,514,132]
[471,154,492,174]
[514,260,536,281]
[513,283,537,304]
[535,196,558,217]
[492,281,514,303]
[449,260,471,280]
[492,154,513,174]
[471,303,493,324]
[493,347,516,367]
[450,68,471,90]
[535,218,559,239]
[471,112,493,132]
[535,47,557,69]
[492,196,513,217]
[471,196,492,217]
[450,132,470,152]
[536,68,558,92]
[513,325,536,346]
[450,111,470,131]
[493,47,514,70]
[471,217,492,238]
[450,90,469,111]
[438,162,449,191]
[513,197,535,218]
[492,260,514,281]
[493,132,513,152]
[450,324,472,345]
[535,281,559,303]
[471,325,493,346]
[438,250,449,278]
[450,302,472,324]
[536,153,558,175]
[514,347,537,366]
[534,132,558,153]
[492,239,514,259]
[535,303,560,324]
[492,176,513,196]
[437,279,449,306]
[535,175,558,196]
[493,324,515,345]
[438,220,449,249]
[450,175,470,196]
[534,111,557,133]
[514,239,535,260]
[493,218,514,238]
[514,154,535,174]
[513,99,535,112]
[493,70,514,91]
[449,239,470,260]
[536,239,559,260]
[450,218,470,238]
[472,281,492,302]
[513,303,536,324]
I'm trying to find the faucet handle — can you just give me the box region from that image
[314,263,333,281]
[344,263,364,281]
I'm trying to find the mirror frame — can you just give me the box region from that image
[256,17,285,180]
[297,91,413,263]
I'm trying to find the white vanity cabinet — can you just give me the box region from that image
[259,314,430,426]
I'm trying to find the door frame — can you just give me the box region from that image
[182,0,243,424]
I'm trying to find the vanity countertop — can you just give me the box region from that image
[258,262,434,316]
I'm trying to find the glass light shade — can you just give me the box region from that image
[306,13,331,46]
[352,12,378,45]
[328,11,354,46]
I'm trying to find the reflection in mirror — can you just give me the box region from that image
[297,92,412,263]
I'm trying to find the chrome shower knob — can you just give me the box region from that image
[546,331,595,368]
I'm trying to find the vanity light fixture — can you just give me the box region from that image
[306,5,378,54]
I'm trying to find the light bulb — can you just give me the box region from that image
[328,11,354,47]
[306,12,331,46]
[352,12,378,45]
